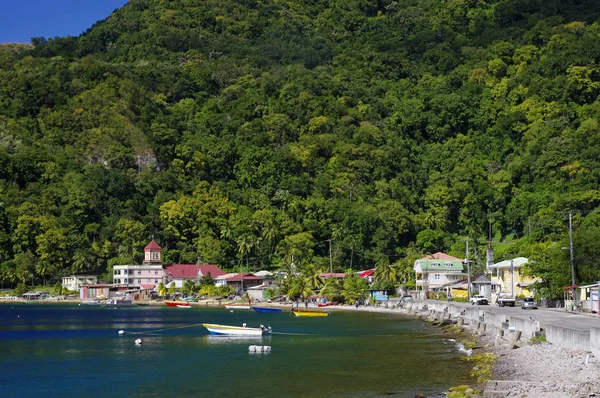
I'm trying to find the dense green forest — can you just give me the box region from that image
[1,0,600,298]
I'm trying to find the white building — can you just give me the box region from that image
[113,240,164,287]
[62,275,98,292]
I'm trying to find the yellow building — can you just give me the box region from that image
[488,257,540,299]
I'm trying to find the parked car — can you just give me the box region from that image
[521,297,538,310]
[470,294,489,305]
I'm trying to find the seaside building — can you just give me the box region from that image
[162,263,226,289]
[113,239,225,290]
[413,252,466,299]
[62,275,98,292]
[113,240,164,287]
[487,257,539,301]
[214,273,263,295]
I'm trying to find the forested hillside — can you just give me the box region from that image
[1,0,600,297]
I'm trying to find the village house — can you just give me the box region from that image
[413,252,466,299]
[62,275,98,292]
[487,257,539,301]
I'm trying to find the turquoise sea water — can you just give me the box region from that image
[0,304,472,397]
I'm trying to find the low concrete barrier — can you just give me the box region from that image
[591,328,600,359]
[483,311,508,330]
[509,317,538,339]
[546,325,591,351]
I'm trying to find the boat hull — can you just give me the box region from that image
[203,323,270,336]
[251,306,283,313]
[292,310,329,317]
[80,301,102,306]
[225,305,251,310]
[165,301,189,307]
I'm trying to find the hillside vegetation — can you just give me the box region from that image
[1,0,600,297]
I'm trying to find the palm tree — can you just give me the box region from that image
[341,271,368,303]
[303,265,324,291]
[286,275,314,302]
[374,257,398,285]
[320,277,342,302]
[237,234,255,271]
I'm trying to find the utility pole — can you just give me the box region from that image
[465,239,471,299]
[568,211,575,288]
[329,239,333,273]
[511,259,514,298]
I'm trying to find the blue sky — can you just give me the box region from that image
[0,0,129,44]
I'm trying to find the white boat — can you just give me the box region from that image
[203,323,272,336]
[80,300,102,306]
[102,298,136,308]
[177,304,192,308]
[224,304,251,310]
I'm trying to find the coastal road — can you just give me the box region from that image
[461,302,600,332]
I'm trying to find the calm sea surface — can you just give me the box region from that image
[0,304,472,397]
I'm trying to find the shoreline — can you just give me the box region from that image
[5,298,600,396]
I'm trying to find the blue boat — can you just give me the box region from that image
[251,306,283,313]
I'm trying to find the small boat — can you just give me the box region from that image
[177,304,192,308]
[251,306,283,313]
[80,300,102,306]
[317,301,339,308]
[203,323,272,336]
[292,309,329,317]
[165,301,189,307]
[224,304,251,310]
[103,298,136,308]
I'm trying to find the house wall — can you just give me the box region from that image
[62,276,98,291]
[113,265,164,286]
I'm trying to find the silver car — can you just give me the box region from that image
[521,297,537,309]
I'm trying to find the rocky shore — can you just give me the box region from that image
[327,303,600,398]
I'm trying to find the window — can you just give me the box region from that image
[152,252,160,260]
[155,271,159,275]
[114,270,120,275]
[145,252,150,260]
[444,262,452,267]
[155,280,158,284]
[137,271,141,275]
[434,274,440,280]
[432,263,441,267]
[138,279,142,283]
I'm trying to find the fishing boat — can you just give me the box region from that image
[203,323,272,336]
[224,304,251,310]
[251,306,283,313]
[291,309,329,317]
[102,298,136,308]
[164,301,189,307]
[177,304,192,308]
[80,300,102,306]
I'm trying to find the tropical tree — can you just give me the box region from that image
[341,271,369,303]
[181,279,196,295]
[157,282,167,297]
[319,277,343,302]
[303,264,324,291]
[374,257,398,285]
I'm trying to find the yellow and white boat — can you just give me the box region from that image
[291,309,329,317]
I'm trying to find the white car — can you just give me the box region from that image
[470,295,489,305]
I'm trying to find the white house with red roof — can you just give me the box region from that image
[413,252,466,298]
[113,240,225,289]
[163,263,226,289]
[214,272,263,295]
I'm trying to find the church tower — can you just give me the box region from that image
[143,240,162,265]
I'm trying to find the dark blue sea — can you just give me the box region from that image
[0,304,472,397]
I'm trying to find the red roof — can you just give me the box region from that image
[163,264,225,279]
[198,264,226,278]
[140,284,155,289]
[420,252,463,261]
[145,240,162,251]
[225,273,262,281]
[359,269,375,278]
